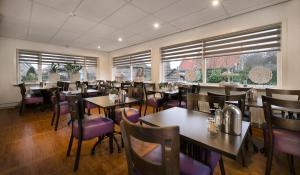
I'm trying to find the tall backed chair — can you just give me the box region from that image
[121,82,133,92]
[262,95,300,175]
[186,93,225,174]
[83,90,101,115]
[75,81,81,90]
[120,116,211,175]
[143,83,164,115]
[165,86,188,108]
[191,84,201,94]
[18,83,43,115]
[66,96,114,171]
[51,88,70,131]
[225,86,252,121]
[266,88,300,101]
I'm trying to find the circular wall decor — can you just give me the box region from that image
[185,69,196,81]
[248,66,272,84]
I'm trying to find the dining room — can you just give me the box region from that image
[0,0,300,175]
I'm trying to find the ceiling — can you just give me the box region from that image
[0,0,289,52]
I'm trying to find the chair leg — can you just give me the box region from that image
[54,113,60,131]
[91,137,103,155]
[109,133,113,153]
[51,112,56,126]
[144,104,148,116]
[121,135,124,148]
[113,136,121,153]
[67,135,73,156]
[73,139,82,171]
[288,154,295,175]
[19,102,24,115]
[98,107,101,114]
[88,108,91,115]
[219,156,225,175]
[265,145,273,175]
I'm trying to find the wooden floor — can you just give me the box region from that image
[0,106,299,175]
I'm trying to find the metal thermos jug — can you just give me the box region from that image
[221,104,242,136]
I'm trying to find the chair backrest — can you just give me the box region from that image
[128,87,144,101]
[75,81,81,90]
[121,82,133,91]
[191,85,201,94]
[207,92,246,113]
[134,82,144,88]
[63,82,70,91]
[207,92,226,111]
[83,81,89,87]
[225,86,251,96]
[262,95,300,132]
[266,88,300,101]
[186,93,209,112]
[120,116,180,175]
[178,86,188,102]
[18,83,26,98]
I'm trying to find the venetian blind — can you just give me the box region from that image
[203,24,281,58]
[113,50,151,67]
[17,50,97,66]
[161,40,203,62]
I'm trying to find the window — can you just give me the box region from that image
[162,23,281,86]
[113,50,151,81]
[17,50,98,83]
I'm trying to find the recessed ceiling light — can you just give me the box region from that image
[212,0,219,6]
[69,12,76,17]
[153,22,160,29]
[118,37,123,42]
[97,45,101,49]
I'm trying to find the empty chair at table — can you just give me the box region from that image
[66,95,114,171]
[18,82,44,115]
[262,95,300,175]
[83,89,101,115]
[144,83,164,115]
[225,86,252,122]
[165,86,188,109]
[120,116,211,175]
[51,87,70,131]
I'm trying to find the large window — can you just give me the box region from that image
[113,50,151,81]
[17,50,98,83]
[162,24,281,86]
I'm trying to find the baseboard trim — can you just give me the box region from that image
[0,102,19,109]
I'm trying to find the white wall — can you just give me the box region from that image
[0,37,110,107]
[109,0,300,89]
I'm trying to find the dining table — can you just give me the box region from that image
[62,89,99,96]
[30,86,57,105]
[140,107,250,175]
[84,96,139,152]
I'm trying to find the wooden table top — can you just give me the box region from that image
[140,107,250,159]
[30,86,56,90]
[84,96,138,108]
[62,89,98,95]
[148,89,179,95]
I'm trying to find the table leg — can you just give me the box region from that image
[108,106,121,153]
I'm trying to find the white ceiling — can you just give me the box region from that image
[0,0,289,52]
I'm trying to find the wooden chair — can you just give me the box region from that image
[165,86,188,108]
[262,95,300,175]
[120,116,211,175]
[66,96,114,171]
[75,81,81,90]
[191,84,201,93]
[266,88,300,101]
[51,87,70,131]
[18,83,43,115]
[143,83,164,115]
[121,82,133,92]
[133,82,144,88]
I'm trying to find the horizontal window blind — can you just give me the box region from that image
[18,50,39,64]
[17,50,97,66]
[161,41,203,62]
[203,24,281,58]
[113,50,151,67]
[160,23,281,61]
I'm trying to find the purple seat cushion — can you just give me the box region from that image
[85,101,98,109]
[73,117,113,140]
[147,97,164,107]
[24,96,43,104]
[273,128,300,156]
[115,107,140,124]
[166,100,187,108]
[55,102,70,115]
[142,146,211,175]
